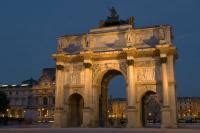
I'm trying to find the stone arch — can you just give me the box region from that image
[95,67,127,87]
[67,93,84,127]
[141,91,161,127]
[67,91,83,99]
[97,69,127,127]
[137,85,157,102]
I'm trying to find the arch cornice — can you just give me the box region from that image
[52,46,175,63]
[156,44,177,56]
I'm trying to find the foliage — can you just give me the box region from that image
[0,91,9,113]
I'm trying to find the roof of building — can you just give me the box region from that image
[21,78,38,85]
[0,77,37,89]
[39,68,55,82]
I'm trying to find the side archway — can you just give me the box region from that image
[67,93,84,127]
[141,91,161,128]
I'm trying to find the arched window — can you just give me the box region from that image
[43,97,48,105]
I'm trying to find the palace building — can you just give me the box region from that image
[177,97,200,122]
[0,68,55,123]
[0,79,36,119]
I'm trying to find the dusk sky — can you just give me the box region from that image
[0,0,200,97]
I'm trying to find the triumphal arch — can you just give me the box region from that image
[52,10,177,128]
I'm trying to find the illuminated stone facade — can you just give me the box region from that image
[0,82,34,119]
[177,97,200,121]
[0,68,55,123]
[53,13,178,128]
[30,68,55,122]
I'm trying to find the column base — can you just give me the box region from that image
[161,106,171,128]
[127,106,141,128]
[171,123,178,128]
[53,108,66,128]
[82,107,94,127]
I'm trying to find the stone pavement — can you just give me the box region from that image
[0,128,200,133]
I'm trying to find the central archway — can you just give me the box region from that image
[99,69,127,127]
[68,93,84,127]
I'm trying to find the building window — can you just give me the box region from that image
[43,97,48,105]
[53,97,55,105]
[35,97,39,105]
[28,96,32,105]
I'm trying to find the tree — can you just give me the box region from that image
[0,91,9,113]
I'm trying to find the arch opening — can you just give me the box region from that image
[99,69,127,127]
[68,93,84,127]
[141,91,161,128]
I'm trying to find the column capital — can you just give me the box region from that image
[160,53,167,63]
[84,62,92,68]
[126,53,134,65]
[160,57,167,64]
[83,56,92,68]
[56,65,64,71]
[127,59,134,65]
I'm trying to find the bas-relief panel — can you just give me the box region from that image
[135,67,161,82]
[125,28,168,46]
[69,64,83,85]
[70,71,80,85]
[135,60,161,82]
[94,34,126,48]
[134,60,162,101]
[57,36,83,54]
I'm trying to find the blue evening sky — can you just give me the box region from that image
[0,0,200,97]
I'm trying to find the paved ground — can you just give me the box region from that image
[1,123,200,133]
[0,128,200,133]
